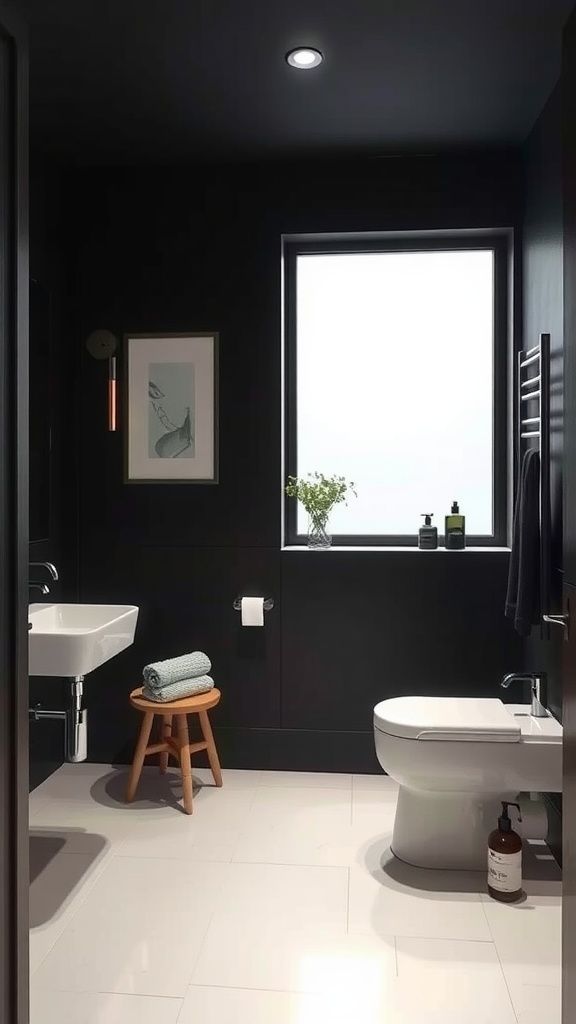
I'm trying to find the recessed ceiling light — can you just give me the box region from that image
[285,47,324,70]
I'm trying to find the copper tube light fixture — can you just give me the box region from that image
[108,356,117,431]
[85,329,119,432]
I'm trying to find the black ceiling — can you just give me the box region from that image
[16,0,575,164]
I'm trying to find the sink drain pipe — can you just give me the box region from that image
[29,676,88,763]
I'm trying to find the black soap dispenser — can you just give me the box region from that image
[418,514,438,550]
[444,501,466,549]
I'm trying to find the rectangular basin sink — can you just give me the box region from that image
[29,603,139,677]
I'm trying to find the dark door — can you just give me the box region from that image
[564,11,576,1024]
[562,585,576,1022]
[0,4,29,1023]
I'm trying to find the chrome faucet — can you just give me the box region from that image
[29,561,59,581]
[501,672,548,718]
[29,562,58,602]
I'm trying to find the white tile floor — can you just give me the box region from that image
[29,763,562,1023]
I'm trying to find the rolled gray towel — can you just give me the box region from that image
[143,651,211,689]
[142,675,214,703]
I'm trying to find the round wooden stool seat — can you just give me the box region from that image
[129,687,221,715]
[125,686,222,815]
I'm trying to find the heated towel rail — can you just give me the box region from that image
[517,333,551,639]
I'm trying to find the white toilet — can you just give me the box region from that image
[373,696,562,870]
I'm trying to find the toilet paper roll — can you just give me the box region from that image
[241,596,264,626]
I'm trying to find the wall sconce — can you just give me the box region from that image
[85,329,119,432]
[108,355,117,431]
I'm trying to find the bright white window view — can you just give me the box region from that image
[288,243,505,544]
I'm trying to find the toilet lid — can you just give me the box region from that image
[373,696,521,742]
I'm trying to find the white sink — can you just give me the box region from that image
[29,603,139,677]
[505,702,563,743]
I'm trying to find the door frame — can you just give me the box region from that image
[0,3,29,1021]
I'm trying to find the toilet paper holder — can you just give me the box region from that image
[233,597,274,611]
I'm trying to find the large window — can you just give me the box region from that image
[284,235,508,546]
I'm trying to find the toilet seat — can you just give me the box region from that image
[373,696,521,743]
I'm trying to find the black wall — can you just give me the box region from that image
[28,165,75,789]
[64,152,523,772]
[523,85,565,722]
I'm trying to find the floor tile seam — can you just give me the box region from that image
[390,932,496,944]
[183,980,351,996]
[104,809,182,849]
[31,986,184,1003]
[186,981,325,993]
[257,775,353,790]
[28,798,52,818]
[486,933,521,1023]
[478,894,537,971]
[228,782,350,839]
[394,933,520,1022]
[346,866,350,931]
[229,787,260,850]
[29,847,117,973]
[182,864,236,992]
[515,981,563,989]
[350,801,399,827]
[230,856,353,868]
[112,851,233,862]
[218,859,351,892]
[31,980,186,1002]
[418,907,519,1024]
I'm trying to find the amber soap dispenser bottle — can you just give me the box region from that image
[487,801,523,902]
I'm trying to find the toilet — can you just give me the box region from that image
[374,696,562,871]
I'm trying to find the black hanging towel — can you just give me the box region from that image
[505,448,541,636]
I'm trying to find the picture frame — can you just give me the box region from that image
[124,332,219,484]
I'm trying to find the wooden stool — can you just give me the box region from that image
[125,687,222,814]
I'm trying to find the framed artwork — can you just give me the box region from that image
[124,332,219,484]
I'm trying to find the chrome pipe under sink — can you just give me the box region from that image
[29,676,88,763]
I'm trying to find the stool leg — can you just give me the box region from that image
[199,709,223,788]
[159,715,173,774]
[176,714,193,815]
[125,711,154,804]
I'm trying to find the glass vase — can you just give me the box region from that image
[307,511,332,549]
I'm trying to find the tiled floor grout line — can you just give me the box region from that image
[346,866,351,931]
[180,881,226,995]
[227,784,260,860]
[28,798,52,820]
[478,897,520,1023]
[29,845,117,977]
[33,988,184,1001]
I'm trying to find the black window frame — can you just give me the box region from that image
[283,231,510,548]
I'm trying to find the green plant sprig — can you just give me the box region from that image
[285,472,356,519]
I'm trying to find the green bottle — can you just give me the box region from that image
[445,501,465,549]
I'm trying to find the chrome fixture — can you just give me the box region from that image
[29,676,88,762]
[516,335,551,640]
[233,597,275,611]
[29,582,49,597]
[29,561,59,580]
[543,612,569,641]
[501,672,548,718]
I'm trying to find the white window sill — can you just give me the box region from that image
[281,546,511,552]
